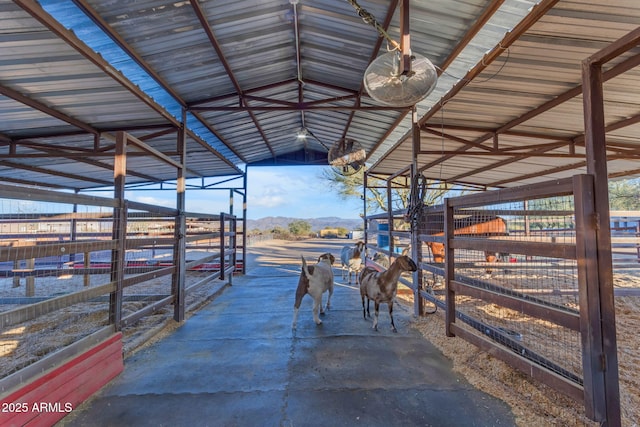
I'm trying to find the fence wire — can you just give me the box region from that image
[0,196,233,378]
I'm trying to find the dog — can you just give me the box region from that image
[292,252,335,329]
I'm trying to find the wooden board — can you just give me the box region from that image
[1,333,123,426]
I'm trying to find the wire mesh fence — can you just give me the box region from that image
[411,175,622,418]
[0,187,236,379]
[449,196,583,385]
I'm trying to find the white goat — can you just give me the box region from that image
[372,252,390,268]
[359,255,418,332]
[340,241,365,284]
[292,253,335,329]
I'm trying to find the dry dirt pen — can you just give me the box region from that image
[401,265,640,427]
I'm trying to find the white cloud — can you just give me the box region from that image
[132,195,175,208]
[119,166,362,219]
[249,187,287,208]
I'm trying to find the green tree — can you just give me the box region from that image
[321,167,452,214]
[288,220,312,236]
[271,225,287,235]
[609,178,640,210]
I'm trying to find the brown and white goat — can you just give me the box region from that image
[292,252,335,330]
[359,255,418,332]
[340,241,365,284]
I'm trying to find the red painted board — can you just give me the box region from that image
[1,333,123,427]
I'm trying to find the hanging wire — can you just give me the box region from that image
[404,174,427,226]
[345,0,401,51]
[434,45,511,84]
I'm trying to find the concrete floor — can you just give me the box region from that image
[59,239,515,427]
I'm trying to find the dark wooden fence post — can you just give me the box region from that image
[444,198,455,337]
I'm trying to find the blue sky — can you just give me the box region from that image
[126,166,363,220]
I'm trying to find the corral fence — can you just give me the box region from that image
[0,183,237,381]
[364,174,623,423]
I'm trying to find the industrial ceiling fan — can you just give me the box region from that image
[348,0,438,107]
[328,138,366,176]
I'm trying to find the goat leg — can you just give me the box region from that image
[324,288,333,313]
[312,298,323,325]
[292,308,299,330]
[389,301,397,333]
[373,301,380,331]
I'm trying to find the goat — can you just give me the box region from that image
[359,255,418,332]
[340,241,365,284]
[292,252,335,330]
[372,252,390,268]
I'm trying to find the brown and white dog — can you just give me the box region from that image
[292,252,335,330]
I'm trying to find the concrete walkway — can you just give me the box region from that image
[59,239,515,427]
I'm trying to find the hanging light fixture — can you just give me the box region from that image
[296,128,308,139]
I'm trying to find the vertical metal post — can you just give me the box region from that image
[110,131,127,330]
[581,57,620,426]
[363,171,368,249]
[70,192,78,264]
[230,215,237,284]
[228,187,236,280]
[386,178,393,255]
[410,106,424,316]
[220,212,226,281]
[399,0,411,74]
[173,114,187,322]
[241,169,248,274]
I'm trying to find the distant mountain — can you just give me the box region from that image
[246,216,363,232]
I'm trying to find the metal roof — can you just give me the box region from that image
[369,0,640,188]
[1,0,639,191]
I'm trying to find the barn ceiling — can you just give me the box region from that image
[0,0,639,191]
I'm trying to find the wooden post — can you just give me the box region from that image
[444,198,455,337]
[581,48,622,425]
[410,106,424,316]
[25,258,35,297]
[12,259,20,288]
[83,251,90,287]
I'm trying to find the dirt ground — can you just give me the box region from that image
[401,271,640,427]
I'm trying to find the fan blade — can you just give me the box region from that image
[364,51,438,107]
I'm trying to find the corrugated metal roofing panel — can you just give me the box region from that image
[0,0,241,189]
[2,0,639,193]
[371,0,640,188]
